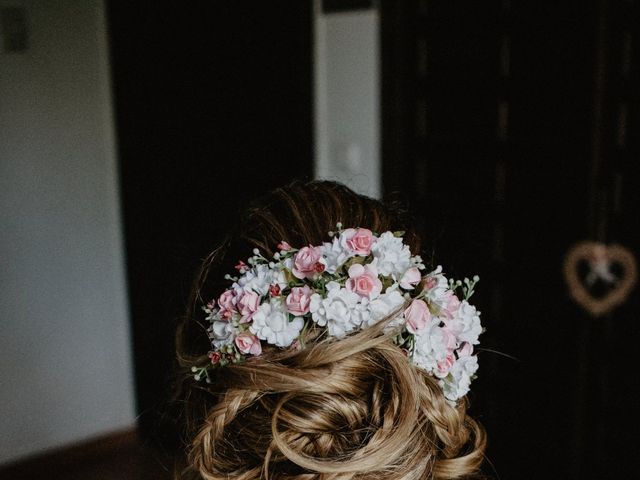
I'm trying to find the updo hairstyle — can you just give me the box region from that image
[174,181,486,479]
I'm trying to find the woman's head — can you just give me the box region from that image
[175,180,486,479]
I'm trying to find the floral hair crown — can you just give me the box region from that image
[193,224,483,402]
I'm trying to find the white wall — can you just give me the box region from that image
[0,0,135,463]
[314,2,381,198]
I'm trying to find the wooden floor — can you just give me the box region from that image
[0,429,173,480]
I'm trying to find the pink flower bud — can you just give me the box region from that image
[278,241,292,251]
[269,284,281,296]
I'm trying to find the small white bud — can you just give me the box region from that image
[336,222,343,229]
[253,248,260,255]
[273,252,280,260]
[473,275,480,282]
[191,366,197,372]
[194,374,201,381]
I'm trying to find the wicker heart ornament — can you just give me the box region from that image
[563,241,637,317]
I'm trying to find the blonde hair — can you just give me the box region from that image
[174,181,486,479]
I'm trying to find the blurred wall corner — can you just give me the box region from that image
[0,0,136,465]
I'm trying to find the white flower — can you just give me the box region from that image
[236,264,286,296]
[441,355,479,401]
[320,238,354,274]
[250,298,304,347]
[281,257,294,271]
[271,267,288,290]
[371,232,411,278]
[422,266,449,305]
[444,300,482,345]
[351,299,374,328]
[309,281,361,337]
[399,266,422,290]
[209,320,238,349]
[364,286,406,329]
[412,323,449,373]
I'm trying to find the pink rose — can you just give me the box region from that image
[237,291,260,322]
[442,327,458,350]
[286,286,313,316]
[346,263,382,298]
[343,228,374,255]
[440,291,461,320]
[218,290,237,318]
[399,267,422,290]
[235,332,262,355]
[423,276,438,290]
[457,342,473,358]
[442,299,466,335]
[436,352,456,378]
[292,246,323,279]
[208,351,221,364]
[218,290,236,310]
[404,299,431,333]
[278,241,292,251]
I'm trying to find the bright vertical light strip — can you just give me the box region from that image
[313,0,381,199]
[313,0,330,189]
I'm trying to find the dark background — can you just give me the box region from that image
[108,1,640,479]
[108,0,313,454]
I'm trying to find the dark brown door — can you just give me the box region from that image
[381,1,640,478]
